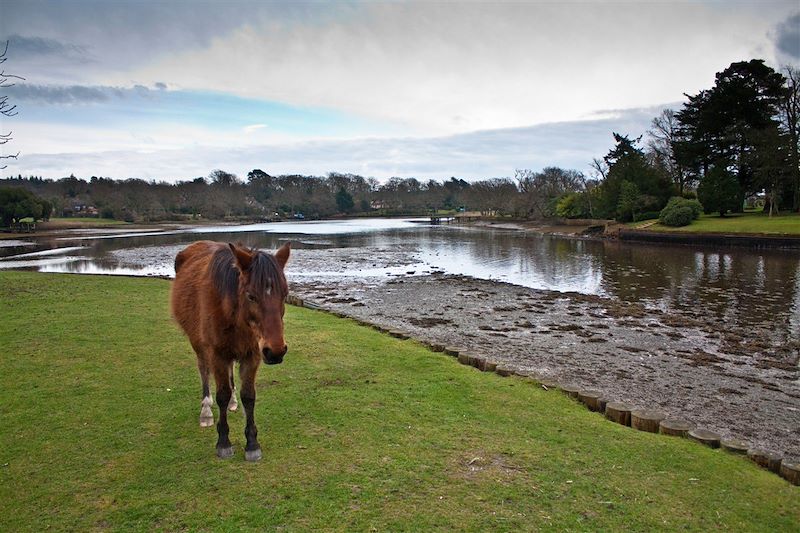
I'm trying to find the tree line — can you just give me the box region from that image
[1,59,797,226]
[0,168,597,223]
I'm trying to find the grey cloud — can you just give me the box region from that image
[3,34,90,61]
[775,12,800,60]
[5,83,159,104]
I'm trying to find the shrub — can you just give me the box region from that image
[659,196,703,227]
[556,192,583,218]
[660,205,694,226]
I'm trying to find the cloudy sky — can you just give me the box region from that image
[1,0,799,182]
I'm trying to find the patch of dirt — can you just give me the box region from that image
[452,451,526,482]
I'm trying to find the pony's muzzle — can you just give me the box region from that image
[263,345,287,365]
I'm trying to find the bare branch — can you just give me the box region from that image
[0,39,21,166]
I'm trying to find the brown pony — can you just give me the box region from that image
[171,240,291,461]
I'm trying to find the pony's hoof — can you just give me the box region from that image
[245,448,262,462]
[199,416,214,427]
[228,402,238,412]
[216,446,234,459]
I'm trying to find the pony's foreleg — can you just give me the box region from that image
[239,358,261,462]
[213,362,234,458]
[197,352,214,428]
[227,362,238,412]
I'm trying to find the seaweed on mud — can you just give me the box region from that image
[407,316,455,328]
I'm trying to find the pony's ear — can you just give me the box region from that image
[274,242,291,270]
[229,243,253,271]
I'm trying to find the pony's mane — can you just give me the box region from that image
[210,246,288,302]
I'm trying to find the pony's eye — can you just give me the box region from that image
[246,293,257,302]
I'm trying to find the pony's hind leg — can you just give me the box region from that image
[197,351,214,427]
[227,362,238,412]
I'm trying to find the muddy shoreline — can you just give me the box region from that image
[291,272,800,462]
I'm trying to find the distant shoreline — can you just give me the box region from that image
[2,214,799,250]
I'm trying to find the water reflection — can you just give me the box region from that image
[1,219,799,336]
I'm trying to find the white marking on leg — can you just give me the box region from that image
[200,395,214,427]
[228,386,238,411]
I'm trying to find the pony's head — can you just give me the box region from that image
[229,242,291,364]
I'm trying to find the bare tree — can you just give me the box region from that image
[646,108,691,195]
[0,40,25,170]
[781,65,800,211]
[516,167,585,219]
[589,157,608,181]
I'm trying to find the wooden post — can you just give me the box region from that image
[560,384,581,399]
[597,397,609,413]
[747,449,783,473]
[605,402,632,426]
[495,366,512,377]
[779,462,799,486]
[577,390,603,411]
[720,439,749,454]
[458,353,474,367]
[688,429,721,448]
[631,409,666,433]
[659,419,695,437]
[481,360,497,373]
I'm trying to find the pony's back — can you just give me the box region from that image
[171,241,225,340]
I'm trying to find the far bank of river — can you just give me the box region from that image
[0,217,798,461]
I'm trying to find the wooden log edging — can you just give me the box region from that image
[631,409,666,433]
[605,402,633,426]
[287,297,800,486]
[659,419,695,437]
[688,429,721,449]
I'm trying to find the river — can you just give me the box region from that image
[1,218,798,338]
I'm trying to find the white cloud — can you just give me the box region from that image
[2,104,665,181]
[111,2,783,135]
[243,124,268,134]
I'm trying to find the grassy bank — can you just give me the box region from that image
[0,218,133,239]
[40,217,132,228]
[631,211,800,235]
[0,272,797,531]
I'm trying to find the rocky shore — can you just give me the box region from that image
[291,271,800,462]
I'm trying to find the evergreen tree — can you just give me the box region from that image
[697,165,740,216]
[677,60,788,209]
[335,186,354,213]
[597,133,673,221]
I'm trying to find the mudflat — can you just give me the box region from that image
[293,271,800,462]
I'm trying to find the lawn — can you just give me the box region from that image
[0,271,797,532]
[40,217,132,227]
[633,211,800,235]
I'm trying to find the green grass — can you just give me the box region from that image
[632,211,800,235]
[43,217,132,227]
[0,272,797,532]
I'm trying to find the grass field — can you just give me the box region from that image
[632,211,800,235]
[41,217,132,227]
[0,272,797,532]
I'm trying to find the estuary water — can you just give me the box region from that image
[1,217,799,339]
